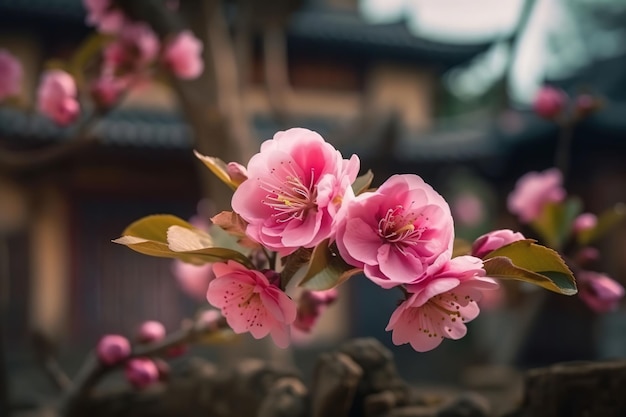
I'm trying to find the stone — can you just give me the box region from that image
[311,352,363,417]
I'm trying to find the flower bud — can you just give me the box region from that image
[227,162,248,186]
[575,247,600,268]
[533,86,567,120]
[578,271,624,314]
[137,320,166,344]
[573,213,597,233]
[125,358,159,389]
[96,334,131,365]
[293,289,338,333]
[471,229,525,258]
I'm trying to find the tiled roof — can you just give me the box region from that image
[0,0,489,66]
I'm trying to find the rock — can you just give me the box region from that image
[437,393,490,417]
[311,352,363,417]
[257,377,308,417]
[338,338,410,416]
[381,406,437,417]
[364,390,398,417]
[511,360,626,417]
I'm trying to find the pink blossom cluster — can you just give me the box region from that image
[203,128,501,352]
[95,320,171,389]
[34,2,205,125]
[508,168,566,223]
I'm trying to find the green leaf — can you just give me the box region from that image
[531,198,582,250]
[578,203,626,245]
[351,170,374,195]
[484,240,577,295]
[194,151,238,191]
[298,241,362,290]
[112,214,252,267]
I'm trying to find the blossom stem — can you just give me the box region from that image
[59,315,229,417]
[554,120,574,183]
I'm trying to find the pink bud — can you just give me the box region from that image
[575,247,600,267]
[578,271,624,314]
[83,0,126,34]
[125,358,159,389]
[507,168,566,223]
[471,229,526,258]
[162,30,204,79]
[96,334,131,365]
[90,73,126,108]
[227,162,248,186]
[293,289,338,333]
[573,213,597,233]
[0,49,22,101]
[137,321,166,344]
[533,86,567,120]
[36,70,80,126]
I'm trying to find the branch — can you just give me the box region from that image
[262,23,292,124]
[0,114,99,172]
[60,314,230,417]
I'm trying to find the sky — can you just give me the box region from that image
[359,0,626,105]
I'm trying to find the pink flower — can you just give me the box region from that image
[0,49,22,101]
[97,334,131,365]
[471,229,525,258]
[172,260,215,301]
[103,22,159,72]
[573,213,597,233]
[83,0,126,34]
[386,256,498,352]
[36,70,80,126]
[335,174,454,289]
[125,358,159,389]
[577,271,624,314]
[207,261,297,348]
[137,321,166,343]
[163,30,204,79]
[293,289,338,333]
[507,168,566,223]
[232,128,360,256]
[533,86,567,119]
[90,73,127,108]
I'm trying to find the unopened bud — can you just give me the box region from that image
[137,320,166,344]
[533,86,567,120]
[125,358,159,389]
[96,334,131,365]
[573,213,597,233]
[227,162,248,186]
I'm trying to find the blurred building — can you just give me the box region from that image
[1,0,626,374]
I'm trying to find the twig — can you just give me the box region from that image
[262,23,291,124]
[59,315,229,417]
[555,120,574,183]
